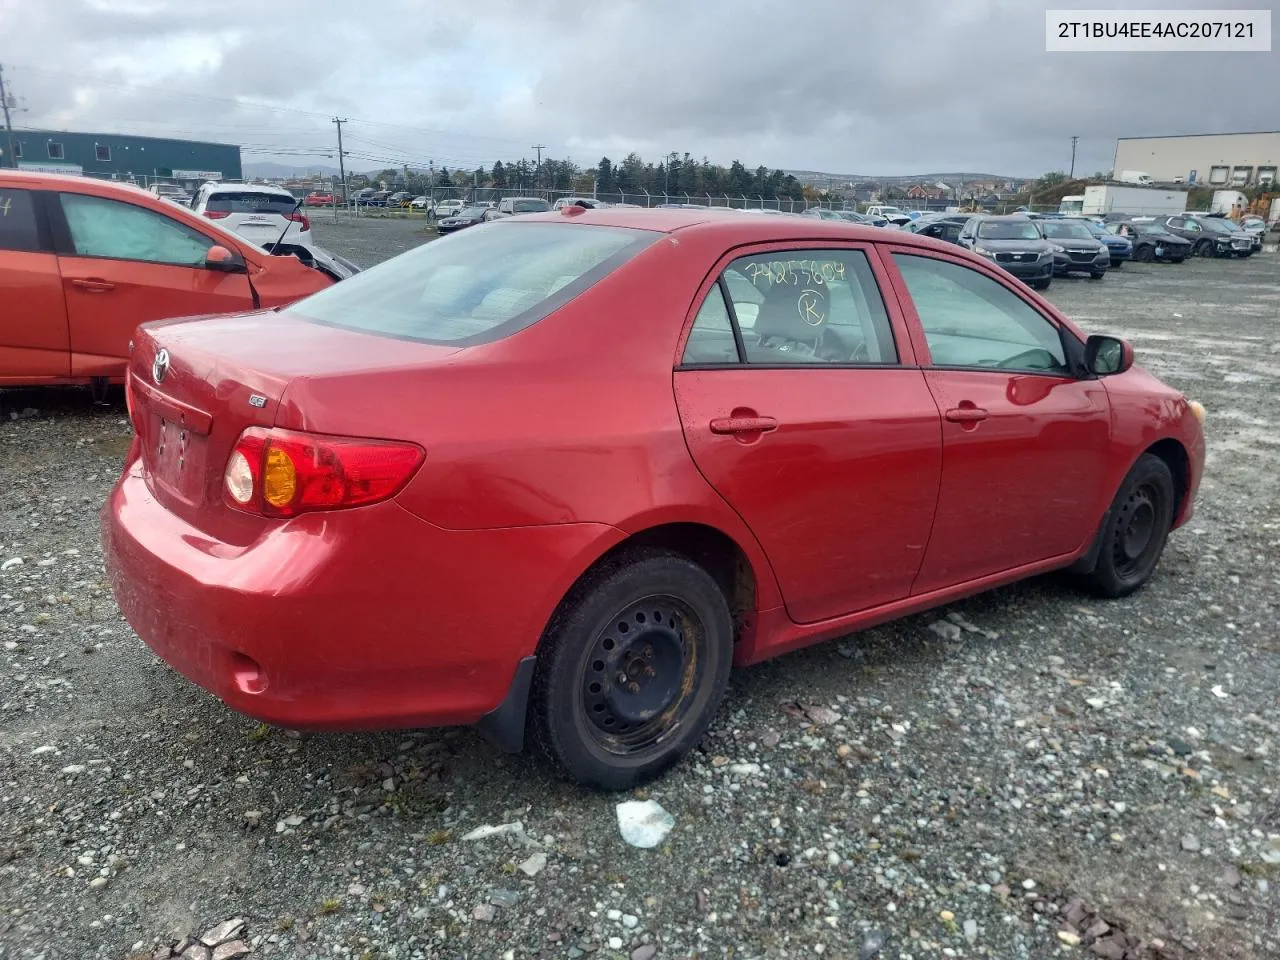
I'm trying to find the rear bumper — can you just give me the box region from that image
[102,462,619,732]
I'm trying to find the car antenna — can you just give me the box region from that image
[269,196,305,254]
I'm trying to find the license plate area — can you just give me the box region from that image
[151,415,208,503]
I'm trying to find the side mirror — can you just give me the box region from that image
[1085,334,1134,376]
[205,244,247,274]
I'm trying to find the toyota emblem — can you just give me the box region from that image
[152,348,170,384]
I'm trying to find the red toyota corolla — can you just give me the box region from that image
[102,207,1205,789]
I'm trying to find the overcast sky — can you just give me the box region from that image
[1,0,1275,177]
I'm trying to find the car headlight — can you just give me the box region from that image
[973,245,992,255]
[1051,244,1066,253]
[1188,400,1206,424]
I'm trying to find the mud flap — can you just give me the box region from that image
[475,656,537,754]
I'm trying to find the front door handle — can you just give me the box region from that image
[71,278,116,293]
[944,406,988,423]
[710,415,778,435]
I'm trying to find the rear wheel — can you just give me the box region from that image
[1079,454,1176,598]
[529,549,733,790]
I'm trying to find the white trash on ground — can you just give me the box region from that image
[616,799,675,848]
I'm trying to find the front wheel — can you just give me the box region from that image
[1133,245,1153,262]
[1090,270,1105,280]
[529,549,734,790]
[1030,279,1051,291]
[1079,454,1176,598]
[1195,239,1215,258]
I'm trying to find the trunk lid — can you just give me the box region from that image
[129,310,460,538]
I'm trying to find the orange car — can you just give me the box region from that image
[0,171,348,389]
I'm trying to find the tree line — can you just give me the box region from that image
[367,152,807,200]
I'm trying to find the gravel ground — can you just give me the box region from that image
[1,226,1277,960]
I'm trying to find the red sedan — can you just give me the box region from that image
[102,207,1205,789]
[304,192,336,207]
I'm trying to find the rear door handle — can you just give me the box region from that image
[71,278,116,293]
[710,415,778,435]
[944,406,988,423]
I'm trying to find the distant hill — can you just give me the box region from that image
[787,169,1020,185]
[244,161,344,179]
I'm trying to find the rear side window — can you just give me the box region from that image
[0,188,42,253]
[205,192,297,215]
[291,222,658,345]
[684,249,898,365]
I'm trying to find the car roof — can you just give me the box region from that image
[203,183,293,195]
[968,214,1033,222]
[515,207,965,251]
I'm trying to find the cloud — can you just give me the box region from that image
[0,0,1273,176]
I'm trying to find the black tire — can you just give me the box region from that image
[1170,256,1186,264]
[1194,239,1215,258]
[528,548,733,790]
[1110,259,1124,268]
[1080,454,1176,598]
[1133,244,1153,262]
[1090,270,1105,280]
[1030,279,1051,291]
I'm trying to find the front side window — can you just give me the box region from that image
[291,222,657,345]
[95,145,111,162]
[892,253,1068,374]
[686,249,898,365]
[0,188,42,253]
[59,193,214,266]
[47,142,64,160]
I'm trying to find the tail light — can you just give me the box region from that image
[203,209,230,219]
[223,427,424,518]
[288,211,311,231]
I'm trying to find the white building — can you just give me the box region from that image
[1113,131,1279,187]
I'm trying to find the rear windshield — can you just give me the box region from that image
[206,192,297,215]
[512,199,551,213]
[977,221,1041,240]
[291,222,659,346]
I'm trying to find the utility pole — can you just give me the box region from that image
[532,144,546,187]
[0,64,17,170]
[1069,135,1079,179]
[332,117,348,205]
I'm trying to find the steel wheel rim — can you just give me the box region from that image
[579,595,701,756]
[1112,481,1162,578]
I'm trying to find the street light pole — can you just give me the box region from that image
[1070,135,1079,179]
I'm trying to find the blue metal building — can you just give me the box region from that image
[2,129,242,186]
